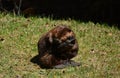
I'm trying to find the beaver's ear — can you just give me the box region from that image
[47,33,53,43]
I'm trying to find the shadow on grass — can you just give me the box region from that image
[30,55,40,66]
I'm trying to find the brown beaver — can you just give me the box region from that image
[38,25,80,69]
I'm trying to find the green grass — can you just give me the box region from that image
[0,13,120,78]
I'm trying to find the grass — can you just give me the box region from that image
[0,13,120,78]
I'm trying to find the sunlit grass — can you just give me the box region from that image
[0,13,120,78]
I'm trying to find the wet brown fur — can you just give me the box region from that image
[38,25,79,68]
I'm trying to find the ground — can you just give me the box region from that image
[0,13,120,78]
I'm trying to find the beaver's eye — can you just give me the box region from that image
[67,36,75,44]
[67,36,74,40]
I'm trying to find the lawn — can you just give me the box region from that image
[0,13,120,78]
